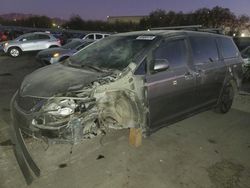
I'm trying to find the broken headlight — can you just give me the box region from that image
[31,99,78,130]
[44,99,77,117]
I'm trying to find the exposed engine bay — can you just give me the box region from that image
[25,63,147,144]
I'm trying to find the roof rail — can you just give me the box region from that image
[151,25,202,30]
[151,25,224,35]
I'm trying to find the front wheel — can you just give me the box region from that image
[8,47,21,57]
[215,83,234,113]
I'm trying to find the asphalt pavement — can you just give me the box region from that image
[0,53,250,188]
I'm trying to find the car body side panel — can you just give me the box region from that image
[193,61,226,106]
[146,65,196,129]
[19,40,37,51]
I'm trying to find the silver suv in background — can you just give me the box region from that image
[3,32,61,57]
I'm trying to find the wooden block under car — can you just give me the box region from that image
[129,128,142,147]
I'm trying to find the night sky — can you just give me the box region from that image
[0,0,249,20]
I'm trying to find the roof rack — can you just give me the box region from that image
[151,25,224,35]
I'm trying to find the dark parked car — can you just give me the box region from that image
[233,37,250,51]
[240,46,250,80]
[10,30,243,184]
[36,39,93,65]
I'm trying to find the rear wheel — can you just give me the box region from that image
[8,47,21,57]
[49,45,59,48]
[215,83,234,113]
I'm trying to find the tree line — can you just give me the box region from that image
[0,16,52,28]
[0,6,249,35]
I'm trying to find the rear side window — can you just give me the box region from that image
[190,36,219,63]
[153,39,187,68]
[37,34,50,40]
[96,34,103,39]
[218,37,239,59]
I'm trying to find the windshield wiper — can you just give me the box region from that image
[68,62,104,72]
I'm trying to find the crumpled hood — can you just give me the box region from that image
[20,63,103,97]
[37,48,69,57]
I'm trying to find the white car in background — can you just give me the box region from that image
[82,33,110,41]
[3,32,61,57]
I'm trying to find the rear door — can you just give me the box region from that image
[35,34,51,50]
[189,35,226,107]
[146,37,196,129]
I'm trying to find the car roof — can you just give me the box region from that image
[113,30,231,39]
[21,32,51,36]
[86,33,110,35]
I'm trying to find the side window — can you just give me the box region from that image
[86,34,94,40]
[37,34,50,40]
[190,36,219,64]
[21,34,36,41]
[96,34,103,40]
[218,37,239,59]
[153,39,188,69]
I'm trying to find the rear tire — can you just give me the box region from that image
[8,47,22,57]
[215,82,234,113]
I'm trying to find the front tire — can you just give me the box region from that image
[215,83,234,113]
[8,47,21,57]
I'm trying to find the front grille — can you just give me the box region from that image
[16,94,45,112]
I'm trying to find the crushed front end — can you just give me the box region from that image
[10,63,147,184]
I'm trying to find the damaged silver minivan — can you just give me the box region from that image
[10,30,243,184]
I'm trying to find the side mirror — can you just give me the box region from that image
[153,59,170,73]
[22,38,27,42]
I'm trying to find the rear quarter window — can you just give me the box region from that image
[218,37,239,59]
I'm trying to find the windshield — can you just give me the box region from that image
[69,35,157,71]
[62,40,83,49]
